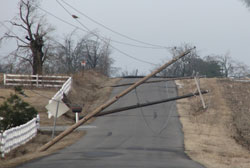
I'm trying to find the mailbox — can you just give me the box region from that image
[71,106,83,123]
[71,106,82,113]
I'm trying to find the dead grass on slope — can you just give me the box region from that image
[219,79,250,151]
[176,78,250,168]
[65,70,120,121]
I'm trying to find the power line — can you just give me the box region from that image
[0,21,18,37]
[55,0,157,66]
[60,0,170,49]
[35,5,160,65]
[36,5,165,50]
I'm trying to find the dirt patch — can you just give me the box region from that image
[0,130,85,168]
[176,78,250,168]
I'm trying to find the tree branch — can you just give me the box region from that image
[16,54,32,66]
[36,23,40,35]
[4,33,29,45]
[21,0,34,41]
[18,44,30,48]
[19,1,28,25]
[9,21,28,31]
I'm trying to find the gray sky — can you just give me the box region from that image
[1,0,250,74]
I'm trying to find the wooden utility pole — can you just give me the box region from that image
[95,90,209,117]
[194,76,206,109]
[38,48,194,152]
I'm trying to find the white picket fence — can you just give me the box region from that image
[0,115,40,157]
[47,77,72,118]
[3,74,70,88]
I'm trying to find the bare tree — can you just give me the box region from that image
[231,61,250,78]
[0,0,54,75]
[49,32,113,76]
[77,34,112,73]
[75,34,113,76]
[214,53,250,78]
[159,44,199,77]
[46,30,80,74]
[216,53,234,77]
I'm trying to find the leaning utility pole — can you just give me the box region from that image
[39,48,194,152]
[95,90,209,117]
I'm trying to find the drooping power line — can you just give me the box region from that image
[60,0,169,49]
[55,0,158,66]
[36,4,165,49]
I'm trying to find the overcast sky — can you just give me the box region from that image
[1,0,250,74]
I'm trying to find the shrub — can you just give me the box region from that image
[0,94,37,131]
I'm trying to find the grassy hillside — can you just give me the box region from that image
[176,78,250,168]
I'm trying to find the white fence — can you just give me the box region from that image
[0,115,40,157]
[3,74,70,88]
[47,77,72,118]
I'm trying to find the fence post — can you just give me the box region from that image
[36,74,39,87]
[36,115,40,129]
[3,74,6,85]
[1,132,5,158]
[0,133,2,158]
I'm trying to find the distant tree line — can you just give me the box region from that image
[159,44,250,78]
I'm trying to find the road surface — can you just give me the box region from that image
[18,78,204,168]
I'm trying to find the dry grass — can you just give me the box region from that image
[0,131,85,168]
[176,78,250,168]
[65,70,120,121]
[219,79,250,151]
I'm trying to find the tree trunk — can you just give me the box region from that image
[31,36,44,75]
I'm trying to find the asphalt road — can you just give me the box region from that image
[18,78,204,168]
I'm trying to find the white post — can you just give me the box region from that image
[194,76,206,109]
[0,133,2,158]
[3,74,6,85]
[36,74,39,87]
[36,115,40,129]
[75,113,79,123]
[52,101,60,139]
[1,132,5,158]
